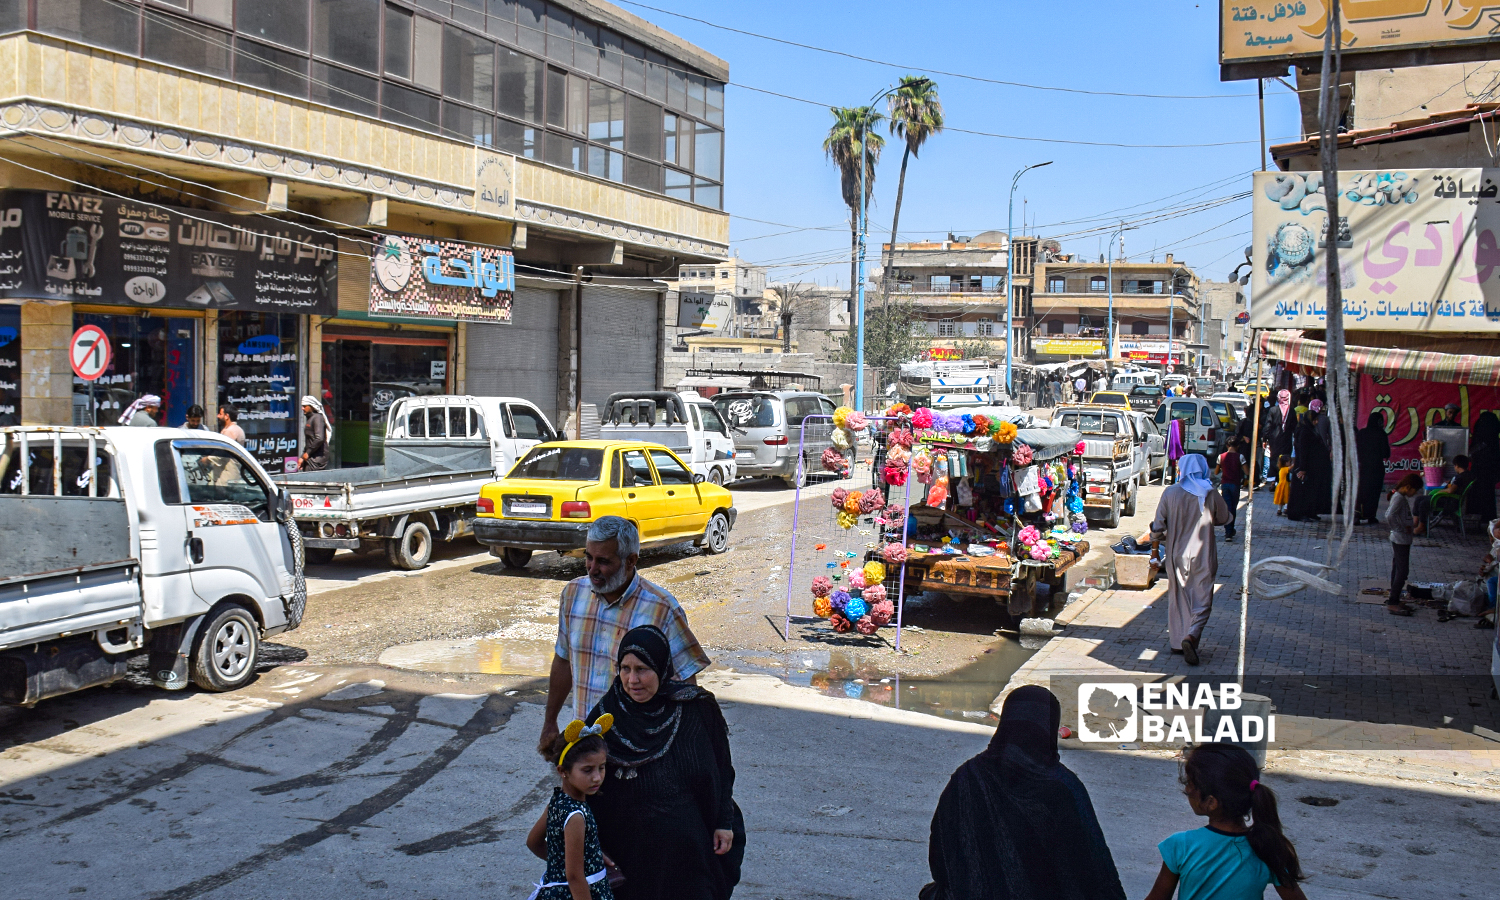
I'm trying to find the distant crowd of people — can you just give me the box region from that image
[114,394,331,471]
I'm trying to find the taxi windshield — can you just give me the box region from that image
[510,446,605,481]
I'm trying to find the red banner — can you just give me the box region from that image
[1357,374,1500,483]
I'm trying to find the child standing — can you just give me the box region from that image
[526,716,616,900]
[1387,473,1425,617]
[1272,455,1291,516]
[1144,743,1307,900]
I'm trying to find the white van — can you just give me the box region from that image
[1111,370,1161,391]
[1154,397,1225,458]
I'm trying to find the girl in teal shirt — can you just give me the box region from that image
[1144,743,1307,900]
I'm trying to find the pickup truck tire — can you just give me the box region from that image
[305,547,336,566]
[501,547,533,569]
[389,521,433,570]
[1125,483,1138,517]
[701,511,731,554]
[190,604,260,692]
[1104,489,1121,529]
[708,467,725,486]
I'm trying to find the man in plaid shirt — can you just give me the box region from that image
[539,516,711,754]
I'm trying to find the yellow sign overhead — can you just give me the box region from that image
[1033,338,1106,357]
[1221,1,1500,79]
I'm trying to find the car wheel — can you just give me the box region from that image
[304,547,336,566]
[708,467,724,486]
[501,547,533,569]
[1125,483,1138,517]
[389,520,433,570]
[782,459,807,489]
[1104,489,1121,529]
[190,603,260,692]
[702,511,731,554]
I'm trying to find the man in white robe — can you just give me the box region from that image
[1149,453,1232,665]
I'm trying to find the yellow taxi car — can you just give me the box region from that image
[1089,391,1131,408]
[473,440,736,569]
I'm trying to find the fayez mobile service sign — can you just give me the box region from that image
[1249,168,1500,332]
[1220,2,1500,80]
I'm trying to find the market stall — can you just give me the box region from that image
[783,405,1090,650]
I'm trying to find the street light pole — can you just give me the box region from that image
[1105,222,1135,368]
[1006,160,1051,399]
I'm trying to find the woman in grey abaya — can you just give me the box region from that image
[1149,453,1231,666]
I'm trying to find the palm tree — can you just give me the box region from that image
[824,106,885,302]
[881,76,943,310]
[765,282,814,352]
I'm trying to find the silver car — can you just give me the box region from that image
[713,391,839,487]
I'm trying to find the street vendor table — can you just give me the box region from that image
[901,541,1090,617]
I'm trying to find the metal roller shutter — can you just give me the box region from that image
[465,286,560,424]
[581,284,659,413]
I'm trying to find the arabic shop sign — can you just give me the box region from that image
[677,288,731,330]
[0,190,337,315]
[1033,338,1105,357]
[927,347,964,360]
[1221,1,1500,79]
[1250,168,1500,332]
[369,234,514,323]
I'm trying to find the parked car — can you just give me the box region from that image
[274,395,557,569]
[601,391,737,485]
[1089,391,1131,408]
[1127,410,1167,484]
[1208,398,1242,432]
[1127,384,1166,412]
[1,426,303,704]
[713,390,840,487]
[473,440,736,569]
[1111,370,1161,391]
[1053,405,1139,527]
[1154,397,1225,458]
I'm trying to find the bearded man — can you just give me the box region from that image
[537,515,711,755]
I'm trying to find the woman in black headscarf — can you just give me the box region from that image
[1468,411,1500,522]
[1355,411,1392,525]
[587,625,744,900]
[924,686,1125,900]
[1286,402,1333,522]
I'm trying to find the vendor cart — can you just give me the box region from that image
[881,419,1090,621]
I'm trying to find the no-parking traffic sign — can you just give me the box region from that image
[70,325,111,381]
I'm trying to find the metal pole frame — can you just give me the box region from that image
[855,129,868,415]
[1238,353,1265,687]
[1006,162,1052,396]
[783,414,916,650]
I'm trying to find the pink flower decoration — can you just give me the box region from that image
[912,409,933,429]
[1075,441,1087,455]
[863,584,888,605]
[869,599,895,626]
[883,466,908,486]
[1012,443,1034,465]
[831,487,848,509]
[822,447,847,472]
[1029,543,1051,561]
[847,411,867,430]
[859,491,884,513]
[856,615,878,635]
[848,571,868,590]
[882,542,908,564]
[810,575,833,598]
[1017,525,1041,546]
[889,428,914,449]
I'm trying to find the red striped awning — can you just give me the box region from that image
[1257,330,1500,386]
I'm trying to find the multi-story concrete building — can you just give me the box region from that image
[671,256,767,337]
[1199,279,1248,375]
[1030,253,1200,370]
[0,0,728,466]
[876,232,1034,359]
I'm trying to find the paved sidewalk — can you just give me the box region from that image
[1009,488,1500,786]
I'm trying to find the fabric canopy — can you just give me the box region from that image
[1258,330,1500,387]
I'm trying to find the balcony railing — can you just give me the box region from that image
[889,281,1006,295]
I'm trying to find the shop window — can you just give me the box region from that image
[76,313,197,430]
[218,312,299,474]
[237,0,308,50]
[144,10,232,78]
[313,0,380,73]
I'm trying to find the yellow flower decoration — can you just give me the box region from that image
[995,421,1018,443]
[813,596,833,618]
[832,406,853,428]
[837,511,858,529]
[844,490,864,514]
[863,561,886,584]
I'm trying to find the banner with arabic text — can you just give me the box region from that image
[1357,372,1500,485]
[0,190,336,315]
[369,233,514,322]
[1251,169,1500,332]
[1221,1,1500,75]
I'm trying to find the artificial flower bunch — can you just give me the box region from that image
[847,410,867,430]
[994,421,1018,443]
[1011,442,1034,465]
[882,542,908,564]
[862,583,888,606]
[810,575,833,598]
[885,402,911,418]
[822,446,847,473]
[888,428,914,449]
[971,414,991,436]
[883,464,909,487]
[863,560,886,584]
[831,406,853,428]
[830,487,848,509]
[836,511,858,529]
[911,408,933,430]
[848,571,868,590]
[859,490,885,514]
[912,449,934,483]
[843,490,865,515]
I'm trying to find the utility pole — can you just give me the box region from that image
[1006,161,1051,399]
[1105,222,1134,366]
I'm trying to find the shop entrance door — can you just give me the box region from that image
[322,336,450,467]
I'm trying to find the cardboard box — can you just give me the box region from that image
[1115,553,1157,590]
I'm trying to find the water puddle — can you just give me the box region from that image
[714,639,1036,727]
[378,637,556,676]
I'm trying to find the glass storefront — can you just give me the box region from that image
[321,334,449,467]
[218,312,301,474]
[0,305,18,427]
[72,312,197,427]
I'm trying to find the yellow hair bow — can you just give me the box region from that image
[558,713,614,766]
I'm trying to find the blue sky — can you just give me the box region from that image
[618,0,1305,286]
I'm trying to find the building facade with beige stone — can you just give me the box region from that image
[0,0,727,469]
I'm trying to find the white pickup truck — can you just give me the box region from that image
[273,395,557,569]
[0,427,303,705]
[600,391,737,485]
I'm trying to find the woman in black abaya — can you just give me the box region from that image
[924,686,1125,900]
[1286,402,1333,522]
[588,625,744,900]
[1355,411,1392,525]
[1468,411,1500,522]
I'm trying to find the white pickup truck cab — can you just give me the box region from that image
[600,391,737,485]
[274,395,558,569]
[1,427,303,705]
